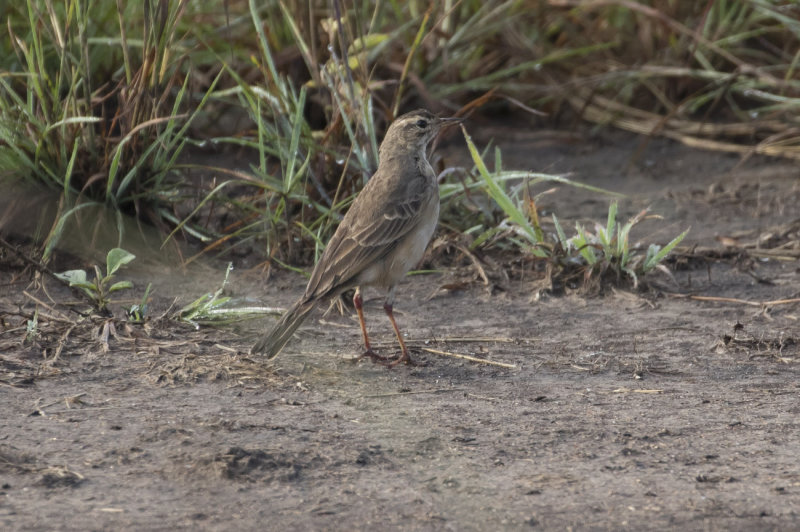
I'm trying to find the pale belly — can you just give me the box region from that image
[358,195,439,291]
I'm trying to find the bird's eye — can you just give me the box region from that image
[415,119,428,128]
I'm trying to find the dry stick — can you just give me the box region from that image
[22,291,75,323]
[467,393,503,402]
[746,250,800,261]
[369,336,524,368]
[371,336,523,346]
[439,336,522,343]
[364,388,465,398]
[420,347,517,369]
[33,393,87,413]
[675,245,800,261]
[50,324,78,363]
[668,293,800,307]
[455,243,490,285]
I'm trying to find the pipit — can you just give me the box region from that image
[251,109,462,365]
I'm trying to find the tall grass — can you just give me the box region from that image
[2,0,798,268]
[0,0,219,258]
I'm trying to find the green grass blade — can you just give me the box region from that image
[460,125,543,254]
[643,229,690,272]
[42,201,101,261]
[284,86,307,193]
[552,213,569,249]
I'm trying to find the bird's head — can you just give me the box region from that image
[379,109,462,159]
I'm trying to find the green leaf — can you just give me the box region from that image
[72,282,100,293]
[42,202,101,262]
[552,214,569,249]
[179,294,214,319]
[606,201,617,245]
[206,296,232,309]
[283,86,307,193]
[106,135,131,200]
[643,229,689,272]
[106,248,136,276]
[596,225,612,257]
[470,225,504,250]
[62,138,80,195]
[571,224,597,265]
[55,269,88,285]
[108,280,134,293]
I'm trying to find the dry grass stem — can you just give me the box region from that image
[364,388,465,398]
[668,294,800,307]
[420,347,517,369]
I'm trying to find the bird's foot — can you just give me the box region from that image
[387,351,426,367]
[358,348,391,364]
[356,348,426,367]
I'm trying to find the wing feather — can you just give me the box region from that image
[304,170,432,299]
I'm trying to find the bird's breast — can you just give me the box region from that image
[360,186,439,291]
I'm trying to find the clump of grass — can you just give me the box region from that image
[558,202,688,289]
[460,126,688,290]
[542,1,800,159]
[0,0,219,259]
[3,0,797,271]
[176,0,391,265]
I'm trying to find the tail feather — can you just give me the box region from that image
[251,298,315,358]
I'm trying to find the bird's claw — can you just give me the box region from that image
[387,351,426,367]
[358,348,391,363]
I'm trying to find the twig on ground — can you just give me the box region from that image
[364,388,465,398]
[455,244,490,285]
[420,347,517,368]
[22,292,75,322]
[50,324,78,363]
[667,293,800,307]
[0,237,65,285]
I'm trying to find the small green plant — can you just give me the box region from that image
[459,125,620,248]
[56,248,136,312]
[177,263,235,328]
[25,309,39,343]
[559,202,689,288]
[461,127,688,289]
[176,263,286,328]
[125,283,152,324]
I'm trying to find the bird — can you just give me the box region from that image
[251,109,462,365]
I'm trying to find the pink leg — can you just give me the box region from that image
[384,302,422,367]
[353,288,390,363]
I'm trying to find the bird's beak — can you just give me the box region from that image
[436,116,464,132]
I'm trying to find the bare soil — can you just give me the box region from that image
[2,127,799,531]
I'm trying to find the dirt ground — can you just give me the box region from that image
[2,127,799,531]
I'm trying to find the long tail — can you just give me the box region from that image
[251,298,316,358]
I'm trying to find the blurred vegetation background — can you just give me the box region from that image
[1,0,798,274]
